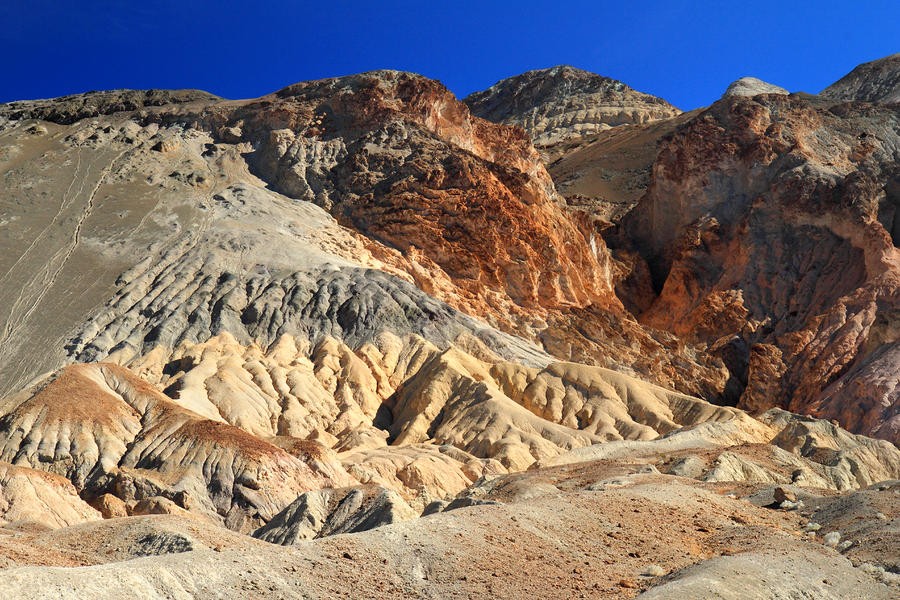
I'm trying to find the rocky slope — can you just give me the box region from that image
[464,65,681,146]
[612,90,900,442]
[0,69,733,407]
[822,53,900,103]
[0,55,898,598]
[0,418,897,598]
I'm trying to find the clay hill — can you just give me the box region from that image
[0,54,897,598]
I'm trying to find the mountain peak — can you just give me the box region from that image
[464,66,680,146]
[722,77,788,98]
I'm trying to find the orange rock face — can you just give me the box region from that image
[615,93,900,441]
[178,71,621,323]
[185,71,732,400]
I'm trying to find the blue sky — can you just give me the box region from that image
[1,1,897,109]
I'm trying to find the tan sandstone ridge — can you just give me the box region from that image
[0,333,760,519]
[0,339,898,597]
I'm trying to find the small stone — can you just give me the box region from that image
[773,487,796,503]
[618,579,637,589]
[221,126,243,143]
[875,512,887,520]
[90,493,128,519]
[805,522,822,532]
[642,564,666,577]
[823,531,841,547]
[152,138,179,153]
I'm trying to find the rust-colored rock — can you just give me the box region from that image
[614,92,900,441]
[183,70,622,319]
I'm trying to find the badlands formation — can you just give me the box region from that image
[0,55,897,598]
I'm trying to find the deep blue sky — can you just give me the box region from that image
[2,1,897,110]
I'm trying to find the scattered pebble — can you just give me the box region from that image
[823,531,841,547]
[805,522,822,532]
[642,564,666,577]
[875,512,887,520]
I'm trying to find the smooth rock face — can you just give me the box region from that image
[464,65,681,146]
[722,76,789,97]
[0,463,100,528]
[821,53,900,103]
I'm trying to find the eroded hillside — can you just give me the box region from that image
[0,56,898,599]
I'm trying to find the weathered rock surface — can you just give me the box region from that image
[0,58,899,599]
[822,53,900,103]
[612,88,900,441]
[158,70,620,320]
[0,467,895,599]
[464,66,681,146]
[0,463,100,529]
[252,484,416,544]
[541,407,900,492]
[1,89,220,125]
[541,110,700,222]
[0,331,755,520]
[722,76,789,98]
[0,363,354,533]
[0,70,740,414]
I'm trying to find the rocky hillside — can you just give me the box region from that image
[822,53,900,103]
[0,55,898,598]
[464,65,681,146]
[613,90,900,442]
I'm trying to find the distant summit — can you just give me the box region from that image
[821,53,900,103]
[464,65,680,146]
[722,77,788,98]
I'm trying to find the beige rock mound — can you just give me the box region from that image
[722,77,789,98]
[542,407,900,493]
[0,363,353,532]
[338,444,504,510]
[0,462,100,529]
[129,331,751,475]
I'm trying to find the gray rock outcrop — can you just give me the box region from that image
[821,53,900,103]
[252,485,416,544]
[722,76,788,97]
[464,65,681,145]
